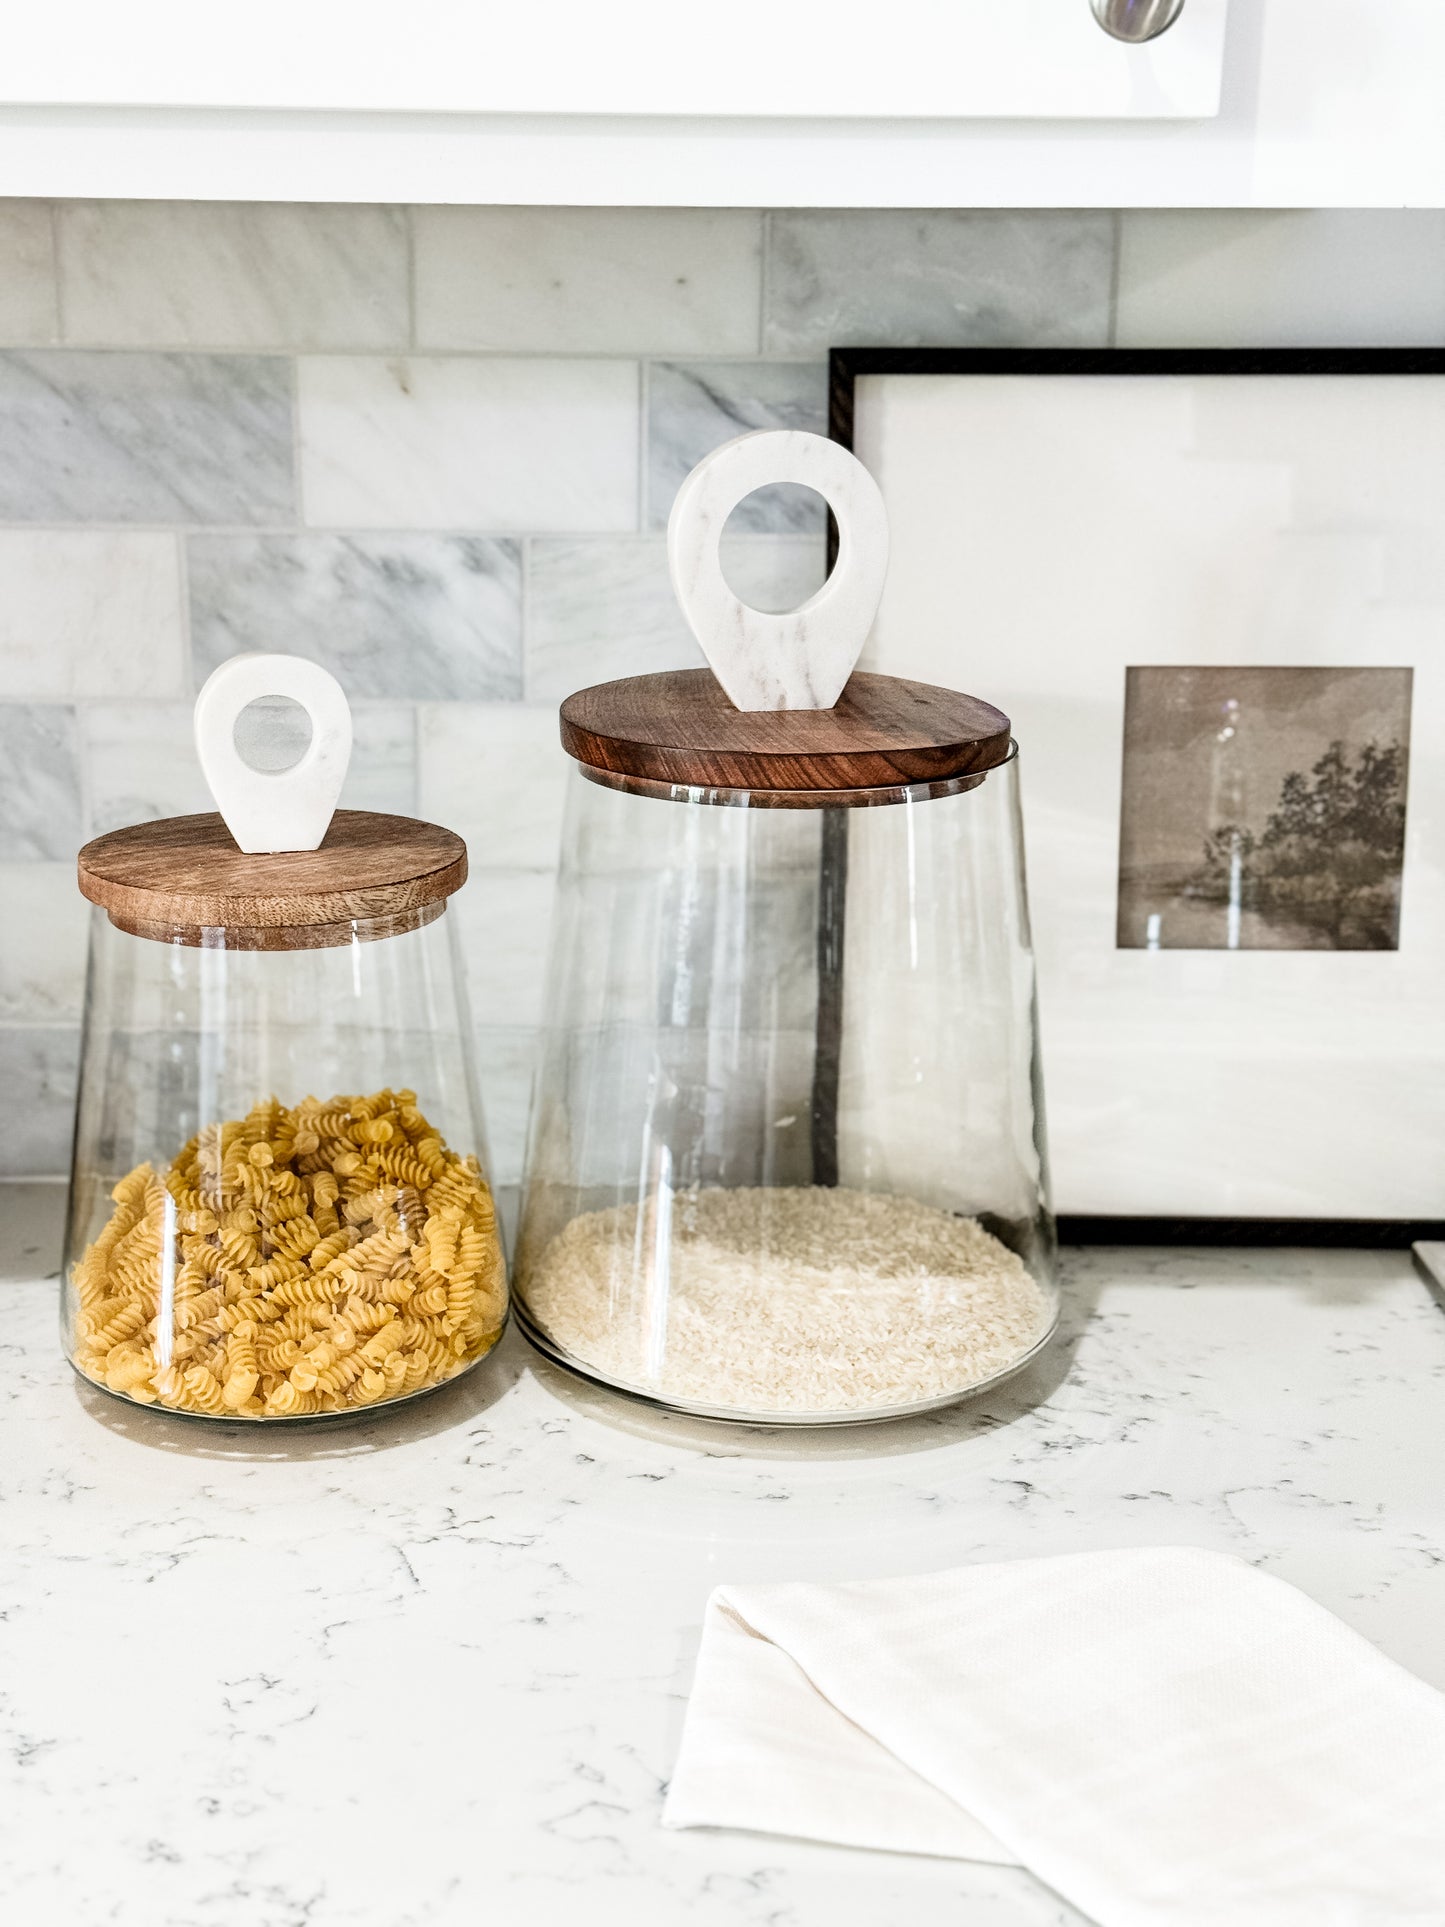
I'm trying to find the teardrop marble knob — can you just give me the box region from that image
[194,653,353,854]
[667,428,890,712]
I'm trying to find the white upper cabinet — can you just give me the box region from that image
[0,0,1441,208]
[0,0,1227,119]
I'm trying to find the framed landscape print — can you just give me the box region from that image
[831,347,1445,1233]
[1115,664,1412,956]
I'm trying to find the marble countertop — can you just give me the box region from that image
[4,1183,1443,1927]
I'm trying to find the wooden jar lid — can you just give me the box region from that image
[559,669,1012,805]
[77,810,467,950]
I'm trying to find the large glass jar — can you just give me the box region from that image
[63,656,507,1422]
[513,675,1056,1424]
[515,428,1055,1425]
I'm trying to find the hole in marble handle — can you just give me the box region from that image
[233,695,314,775]
[720,485,833,615]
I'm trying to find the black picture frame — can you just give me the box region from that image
[828,345,1445,1249]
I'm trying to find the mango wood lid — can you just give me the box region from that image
[77,810,468,950]
[559,669,1013,805]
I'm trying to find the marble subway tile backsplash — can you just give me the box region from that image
[0,865,88,1024]
[452,869,558,1033]
[1115,210,1445,348]
[334,705,421,818]
[418,703,570,877]
[471,1026,543,1190]
[297,356,641,532]
[0,198,1435,1177]
[525,533,825,702]
[413,207,763,355]
[0,204,57,345]
[646,359,829,531]
[0,351,295,525]
[57,202,411,351]
[0,530,185,699]
[79,702,211,833]
[763,210,1116,354]
[189,533,523,700]
[527,536,703,700]
[79,700,418,835]
[0,705,81,861]
[0,1026,79,1177]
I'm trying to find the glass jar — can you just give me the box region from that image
[514,428,1055,1424]
[63,656,507,1422]
[515,717,1055,1425]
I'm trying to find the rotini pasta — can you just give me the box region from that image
[70,1089,506,1419]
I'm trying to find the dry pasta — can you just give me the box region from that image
[71,1089,506,1419]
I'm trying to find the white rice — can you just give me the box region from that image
[522,1185,1053,1418]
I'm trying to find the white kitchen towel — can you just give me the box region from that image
[663,1547,1445,1925]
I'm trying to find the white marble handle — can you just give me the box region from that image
[667,429,889,711]
[194,653,352,854]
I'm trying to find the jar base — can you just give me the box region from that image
[514,1297,1060,1429]
[67,1332,505,1427]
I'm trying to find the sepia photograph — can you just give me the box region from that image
[1116,665,1413,952]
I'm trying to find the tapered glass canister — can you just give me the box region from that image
[63,655,507,1422]
[514,430,1056,1423]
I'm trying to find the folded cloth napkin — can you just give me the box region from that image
[663,1547,1445,1925]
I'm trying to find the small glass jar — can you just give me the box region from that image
[513,674,1056,1425]
[63,658,506,1422]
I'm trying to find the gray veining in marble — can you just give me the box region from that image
[526,534,826,702]
[0,1222,1441,1924]
[189,533,523,700]
[647,361,829,532]
[57,202,410,351]
[0,704,81,860]
[0,1032,78,1173]
[764,211,1116,355]
[0,351,294,524]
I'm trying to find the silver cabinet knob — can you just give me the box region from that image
[1090,0,1187,42]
